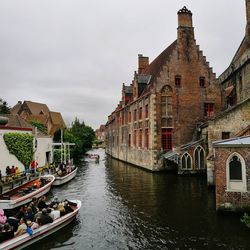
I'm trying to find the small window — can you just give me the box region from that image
[222,132,230,140]
[200,77,205,87]
[134,109,137,121]
[128,112,131,123]
[204,103,214,117]
[145,104,149,118]
[175,76,181,88]
[145,129,149,149]
[139,107,142,120]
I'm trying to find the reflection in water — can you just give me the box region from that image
[28,149,250,250]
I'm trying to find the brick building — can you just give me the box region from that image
[213,136,250,211]
[201,0,250,187]
[11,100,66,136]
[106,6,221,171]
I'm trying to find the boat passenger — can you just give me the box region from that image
[39,209,53,225]
[31,218,40,230]
[5,166,11,176]
[37,196,48,210]
[24,206,34,222]
[1,223,14,242]
[26,221,33,236]
[49,205,60,220]
[57,202,66,216]
[15,218,27,236]
[15,166,20,177]
[10,166,16,176]
[64,201,74,214]
[0,209,7,225]
[6,212,19,232]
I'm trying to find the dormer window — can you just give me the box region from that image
[199,77,205,87]
[175,75,181,88]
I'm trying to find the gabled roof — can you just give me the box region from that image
[0,114,50,138]
[23,101,50,116]
[142,40,177,80]
[49,111,66,128]
[213,136,250,147]
[11,102,22,115]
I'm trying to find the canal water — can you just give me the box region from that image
[28,148,250,250]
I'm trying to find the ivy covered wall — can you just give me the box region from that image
[3,133,34,168]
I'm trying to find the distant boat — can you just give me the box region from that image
[87,154,100,163]
[0,175,55,210]
[0,199,81,250]
[52,167,78,186]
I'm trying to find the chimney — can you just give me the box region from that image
[178,6,193,28]
[138,54,149,74]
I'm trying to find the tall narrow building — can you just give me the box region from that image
[106,6,221,171]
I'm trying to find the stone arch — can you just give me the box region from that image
[181,152,192,170]
[194,145,205,169]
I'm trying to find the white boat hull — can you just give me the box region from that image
[52,167,78,186]
[0,200,81,250]
[0,175,55,210]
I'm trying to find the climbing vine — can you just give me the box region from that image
[3,133,34,168]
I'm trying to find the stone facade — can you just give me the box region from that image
[106,6,221,171]
[202,0,250,186]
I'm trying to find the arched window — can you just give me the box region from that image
[181,153,192,170]
[194,146,205,169]
[226,153,247,191]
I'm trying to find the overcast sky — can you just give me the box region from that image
[0,0,246,129]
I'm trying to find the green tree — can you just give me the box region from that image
[30,120,48,135]
[53,118,95,163]
[0,98,11,114]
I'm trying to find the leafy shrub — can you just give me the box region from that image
[241,213,250,228]
[4,133,34,168]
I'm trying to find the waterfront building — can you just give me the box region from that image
[201,0,250,187]
[0,114,53,172]
[106,6,221,171]
[11,100,66,136]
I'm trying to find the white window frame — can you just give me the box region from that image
[194,146,205,169]
[226,152,247,192]
[181,152,192,170]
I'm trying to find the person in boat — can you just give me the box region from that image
[49,204,60,220]
[39,208,53,225]
[6,211,19,232]
[0,209,7,225]
[0,223,14,242]
[10,166,16,176]
[37,195,48,210]
[15,218,27,236]
[24,206,34,222]
[29,198,39,214]
[31,217,40,230]
[26,220,33,236]
[15,166,20,177]
[30,160,38,175]
[57,202,66,216]
[63,200,74,214]
[5,166,11,176]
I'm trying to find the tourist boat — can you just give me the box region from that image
[0,199,81,250]
[87,154,100,163]
[52,166,78,186]
[0,175,55,210]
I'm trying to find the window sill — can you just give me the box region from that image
[225,189,247,193]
